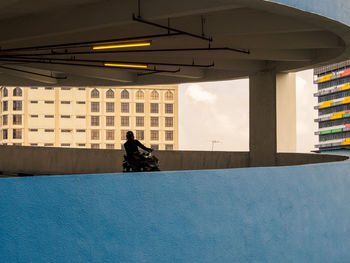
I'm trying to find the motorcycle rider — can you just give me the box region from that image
[124,131,153,171]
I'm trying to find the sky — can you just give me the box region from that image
[178,70,318,153]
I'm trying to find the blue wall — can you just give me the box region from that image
[1,155,350,263]
[268,0,350,26]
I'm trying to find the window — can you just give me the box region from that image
[91,116,100,126]
[165,117,173,127]
[76,116,86,119]
[13,143,22,146]
[3,88,8,97]
[165,131,173,141]
[77,101,85,104]
[91,130,100,140]
[121,89,129,99]
[61,143,71,147]
[165,144,174,150]
[44,143,54,147]
[77,143,86,147]
[31,115,38,118]
[106,89,114,98]
[165,91,174,100]
[151,130,159,140]
[136,130,144,140]
[165,104,173,114]
[121,130,128,140]
[150,103,158,113]
[106,144,115,149]
[45,87,54,90]
[13,101,22,111]
[91,102,100,112]
[30,143,38,146]
[13,129,22,139]
[76,129,86,132]
[45,115,54,118]
[13,115,22,125]
[136,116,144,127]
[3,129,8,139]
[151,117,159,127]
[106,116,115,126]
[106,130,114,140]
[44,101,54,104]
[61,129,72,133]
[78,88,85,91]
[121,116,129,126]
[2,115,8,125]
[61,115,70,118]
[121,102,129,113]
[30,87,38,89]
[91,144,100,149]
[13,87,22,96]
[151,90,159,100]
[3,101,8,111]
[136,103,144,113]
[151,144,159,150]
[30,129,38,132]
[45,129,54,132]
[91,88,99,98]
[61,87,71,90]
[30,101,38,104]
[106,102,114,112]
[136,90,144,99]
[61,101,70,104]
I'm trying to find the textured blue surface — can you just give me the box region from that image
[267,0,350,26]
[1,156,350,263]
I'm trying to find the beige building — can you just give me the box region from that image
[0,85,178,150]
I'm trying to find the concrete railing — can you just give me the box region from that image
[0,145,347,176]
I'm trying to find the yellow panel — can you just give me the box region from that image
[341,141,350,145]
[341,85,350,91]
[318,74,332,83]
[319,100,333,108]
[330,115,342,120]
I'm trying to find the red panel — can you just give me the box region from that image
[340,69,350,77]
[346,124,350,128]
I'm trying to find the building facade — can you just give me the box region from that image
[0,85,178,150]
[314,60,350,150]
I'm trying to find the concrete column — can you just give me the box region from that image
[276,73,296,152]
[249,71,276,166]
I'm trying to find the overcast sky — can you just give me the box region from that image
[178,69,318,153]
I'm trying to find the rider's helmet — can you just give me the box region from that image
[126,131,134,140]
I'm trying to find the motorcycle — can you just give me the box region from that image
[122,151,160,172]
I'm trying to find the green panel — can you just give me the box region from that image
[331,128,343,133]
[343,113,350,117]
[320,130,332,135]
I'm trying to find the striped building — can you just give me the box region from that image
[314,60,350,150]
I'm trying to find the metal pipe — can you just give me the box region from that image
[2,47,249,57]
[132,14,212,42]
[0,58,180,73]
[0,33,183,53]
[6,56,214,68]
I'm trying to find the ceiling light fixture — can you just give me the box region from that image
[93,41,151,50]
[104,63,148,69]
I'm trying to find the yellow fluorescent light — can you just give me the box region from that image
[104,63,148,69]
[93,42,151,50]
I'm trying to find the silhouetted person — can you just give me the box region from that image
[124,131,152,171]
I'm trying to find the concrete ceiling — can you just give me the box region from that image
[0,0,349,86]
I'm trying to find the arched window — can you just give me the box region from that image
[91,88,99,98]
[13,87,22,97]
[151,90,159,100]
[106,89,114,99]
[121,89,129,99]
[3,88,8,97]
[165,90,174,100]
[136,90,144,100]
